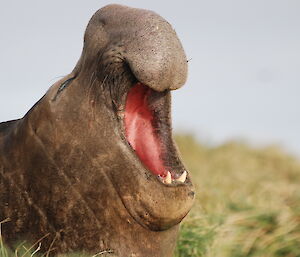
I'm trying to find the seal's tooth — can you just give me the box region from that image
[164,171,172,184]
[176,170,187,183]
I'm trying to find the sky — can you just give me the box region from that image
[0,0,299,156]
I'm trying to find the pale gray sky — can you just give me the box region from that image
[0,1,299,156]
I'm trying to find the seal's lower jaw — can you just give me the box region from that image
[124,82,189,186]
[105,82,194,231]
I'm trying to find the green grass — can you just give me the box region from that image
[174,134,300,257]
[0,221,42,257]
[2,134,300,256]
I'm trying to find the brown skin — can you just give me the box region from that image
[0,4,194,257]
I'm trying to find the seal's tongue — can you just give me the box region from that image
[124,83,166,177]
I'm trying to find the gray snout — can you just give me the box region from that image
[84,4,188,91]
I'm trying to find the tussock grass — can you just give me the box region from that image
[0,219,10,257]
[2,134,300,256]
[175,135,300,257]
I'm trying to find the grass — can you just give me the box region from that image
[1,134,300,256]
[174,134,300,257]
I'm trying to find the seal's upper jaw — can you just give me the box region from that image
[79,4,188,92]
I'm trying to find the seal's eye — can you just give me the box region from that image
[52,77,75,101]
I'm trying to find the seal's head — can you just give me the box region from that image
[49,4,194,231]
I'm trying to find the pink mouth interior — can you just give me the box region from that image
[124,83,166,177]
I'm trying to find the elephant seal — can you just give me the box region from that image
[0,4,194,257]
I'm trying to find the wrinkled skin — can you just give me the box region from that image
[0,4,194,257]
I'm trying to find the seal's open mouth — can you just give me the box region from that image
[124,83,188,185]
